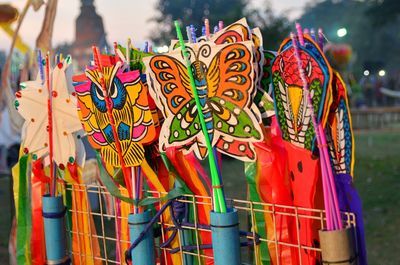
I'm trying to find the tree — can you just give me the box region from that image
[150,0,249,45]
[298,0,400,75]
[366,0,400,26]
[247,1,291,51]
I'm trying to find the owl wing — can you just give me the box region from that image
[73,73,107,150]
[119,70,158,145]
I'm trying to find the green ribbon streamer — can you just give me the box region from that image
[96,153,188,206]
[64,181,73,252]
[96,152,136,204]
[15,154,32,265]
[245,162,271,265]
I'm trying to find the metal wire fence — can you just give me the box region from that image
[65,183,357,265]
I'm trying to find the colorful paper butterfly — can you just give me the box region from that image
[145,41,263,161]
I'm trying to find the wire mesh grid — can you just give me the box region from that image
[65,183,357,265]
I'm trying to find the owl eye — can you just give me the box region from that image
[95,85,104,100]
[110,83,118,98]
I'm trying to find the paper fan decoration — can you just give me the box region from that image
[73,62,158,167]
[15,58,83,166]
[144,41,263,161]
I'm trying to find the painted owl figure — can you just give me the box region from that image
[74,62,158,167]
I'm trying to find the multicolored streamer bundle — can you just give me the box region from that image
[13,52,102,264]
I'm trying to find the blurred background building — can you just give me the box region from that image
[71,0,108,70]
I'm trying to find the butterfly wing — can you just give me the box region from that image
[146,55,193,115]
[210,97,261,141]
[145,54,202,152]
[211,18,251,44]
[206,42,263,160]
[207,42,254,108]
[216,137,256,161]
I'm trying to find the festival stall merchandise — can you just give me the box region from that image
[14,52,101,265]
[9,14,366,265]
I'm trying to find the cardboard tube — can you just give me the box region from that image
[42,194,69,264]
[210,208,241,265]
[128,210,155,265]
[319,227,357,265]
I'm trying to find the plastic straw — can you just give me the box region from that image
[318,125,342,229]
[213,25,219,34]
[218,21,224,31]
[45,53,56,196]
[37,50,45,85]
[131,167,137,214]
[113,42,120,62]
[204,18,210,37]
[291,33,334,227]
[174,20,226,213]
[136,167,142,213]
[310,28,316,41]
[186,26,192,43]
[318,28,325,50]
[295,22,305,46]
[190,25,197,43]
[127,39,131,70]
[290,33,342,230]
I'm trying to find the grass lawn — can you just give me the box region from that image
[352,131,400,264]
[0,130,399,264]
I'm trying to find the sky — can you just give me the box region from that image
[0,0,311,51]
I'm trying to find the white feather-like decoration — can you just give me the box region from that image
[336,108,346,173]
[279,81,299,146]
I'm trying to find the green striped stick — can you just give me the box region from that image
[174,20,226,213]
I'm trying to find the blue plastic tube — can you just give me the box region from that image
[210,208,241,265]
[128,210,155,265]
[42,194,69,264]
